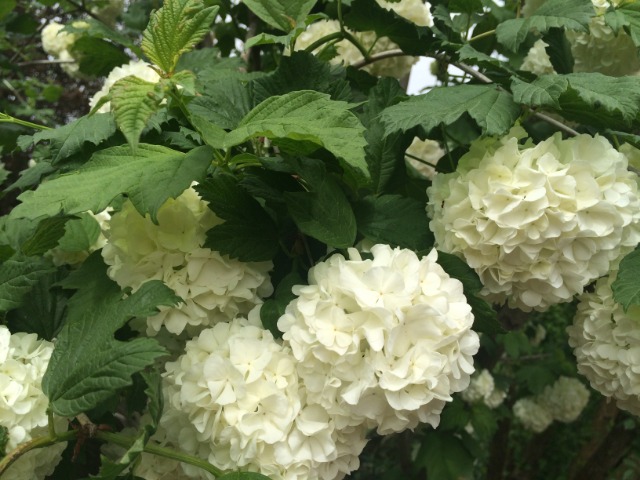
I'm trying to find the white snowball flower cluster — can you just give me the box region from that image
[278,244,479,435]
[161,313,367,480]
[568,272,640,415]
[513,376,590,432]
[427,131,640,312]
[0,326,67,479]
[101,187,273,336]
[513,398,553,433]
[41,21,88,77]
[461,369,506,409]
[89,60,161,113]
[538,376,590,423]
[294,2,431,78]
[405,137,445,180]
[521,39,555,76]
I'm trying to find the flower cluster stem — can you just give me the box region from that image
[0,431,76,478]
[0,112,50,131]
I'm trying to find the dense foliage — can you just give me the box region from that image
[2,0,640,479]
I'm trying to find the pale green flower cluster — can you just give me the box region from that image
[427,131,640,311]
[568,272,640,415]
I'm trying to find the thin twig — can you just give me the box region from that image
[352,49,406,69]
[17,59,77,66]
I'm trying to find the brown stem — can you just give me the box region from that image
[486,416,512,479]
[246,11,261,72]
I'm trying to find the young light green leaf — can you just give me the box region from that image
[11,144,212,223]
[381,85,520,137]
[243,0,316,32]
[225,90,368,183]
[17,113,116,164]
[512,73,640,129]
[496,0,593,51]
[110,76,164,150]
[0,255,55,312]
[612,248,640,311]
[142,0,219,73]
[42,256,180,417]
[194,175,280,262]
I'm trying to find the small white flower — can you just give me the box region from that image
[513,397,553,433]
[538,376,590,423]
[521,39,555,75]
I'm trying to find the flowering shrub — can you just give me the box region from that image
[3,0,640,479]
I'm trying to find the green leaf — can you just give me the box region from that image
[417,430,475,480]
[20,216,71,256]
[225,91,368,183]
[512,73,640,129]
[610,4,640,47]
[284,160,357,249]
[496,0,593,51]
[0,425,8,457]
[381,85,520,137]
[70,37,130,76]
[64,18,144,58]
[110,76,165,150]
[6,269,68,341]
[360,78,408,194]
[515,364,556,395]
[0,255,55,312]
[187,77,252,130]
[355,195,433,251]
[612,248,640,311]
[468,295,504,335]
[242,0,316,32]
[42,257,180,417]
[11,144,212,223]
[252,51,352,104]
[141,0,219,73]
[260,271,303,338]
[56,213,101,253]
[194,175,280,262]
[17,113,116,164]
[436,251,483,295]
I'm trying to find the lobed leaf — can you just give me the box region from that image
[612,248,640,311]
[0,255,55,312]
[11,144,212,223]
[242,0,316,32]
[142,0,219,73]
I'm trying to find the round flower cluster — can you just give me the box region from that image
[160,313,368,480]
[513,376,589,432]
[537,376,590,423]
[513,398,553,433]
[521,39,555,76]
[101,187,273,336]
[405,137,445,180]
[0,326,67,480]
[278,244,479,435]
[461,369,506,409]
[427,131,640,311]
[568,273,640,415]
[89,60,161,113]
[294,1,432,78]
[41,21,88,77]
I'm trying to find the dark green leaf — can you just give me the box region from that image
[381,85,520,137]
[355,195,432,251]
[11,144,212,223]
[417,430,475,480]
[188,77,252,130]
[20,216,71,256]
[0,256,55,312]
[195,175,279,261]
[611,3,640,46]
[42,256,180,417]
[242,0,316,32]
[612,248,640,311]
[56,213,101,253]
[515,364,556,395]
[468,295,504,335]
[142,0,219,73]
[436,251,483,295]
[70,37,130,76]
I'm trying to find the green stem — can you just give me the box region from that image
[0,431,76,478]
[468,29,496,43]
[0,112,51,131]
[303,31,344,53]
[47,411,56,438]
[96,431,224,477]
[342,30,370,60]
[405,152,438,169]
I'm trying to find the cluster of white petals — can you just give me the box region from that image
[427,131,640,311]
[567,16,640,77]
[0,326,67,479]
[89,60,161,113]
[161,313,367,480]
[538,376,590,423]
[568,273,640,415]
[294,2,431,78]
[41,21,88,77]
[101,187,273,335]
[405,137,445,179]
[278,244,479,435]
[513,398,553,433]
[521,39,555,76]
[461,369,506,409]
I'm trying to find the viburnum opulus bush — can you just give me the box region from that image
[3,0,640,478]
